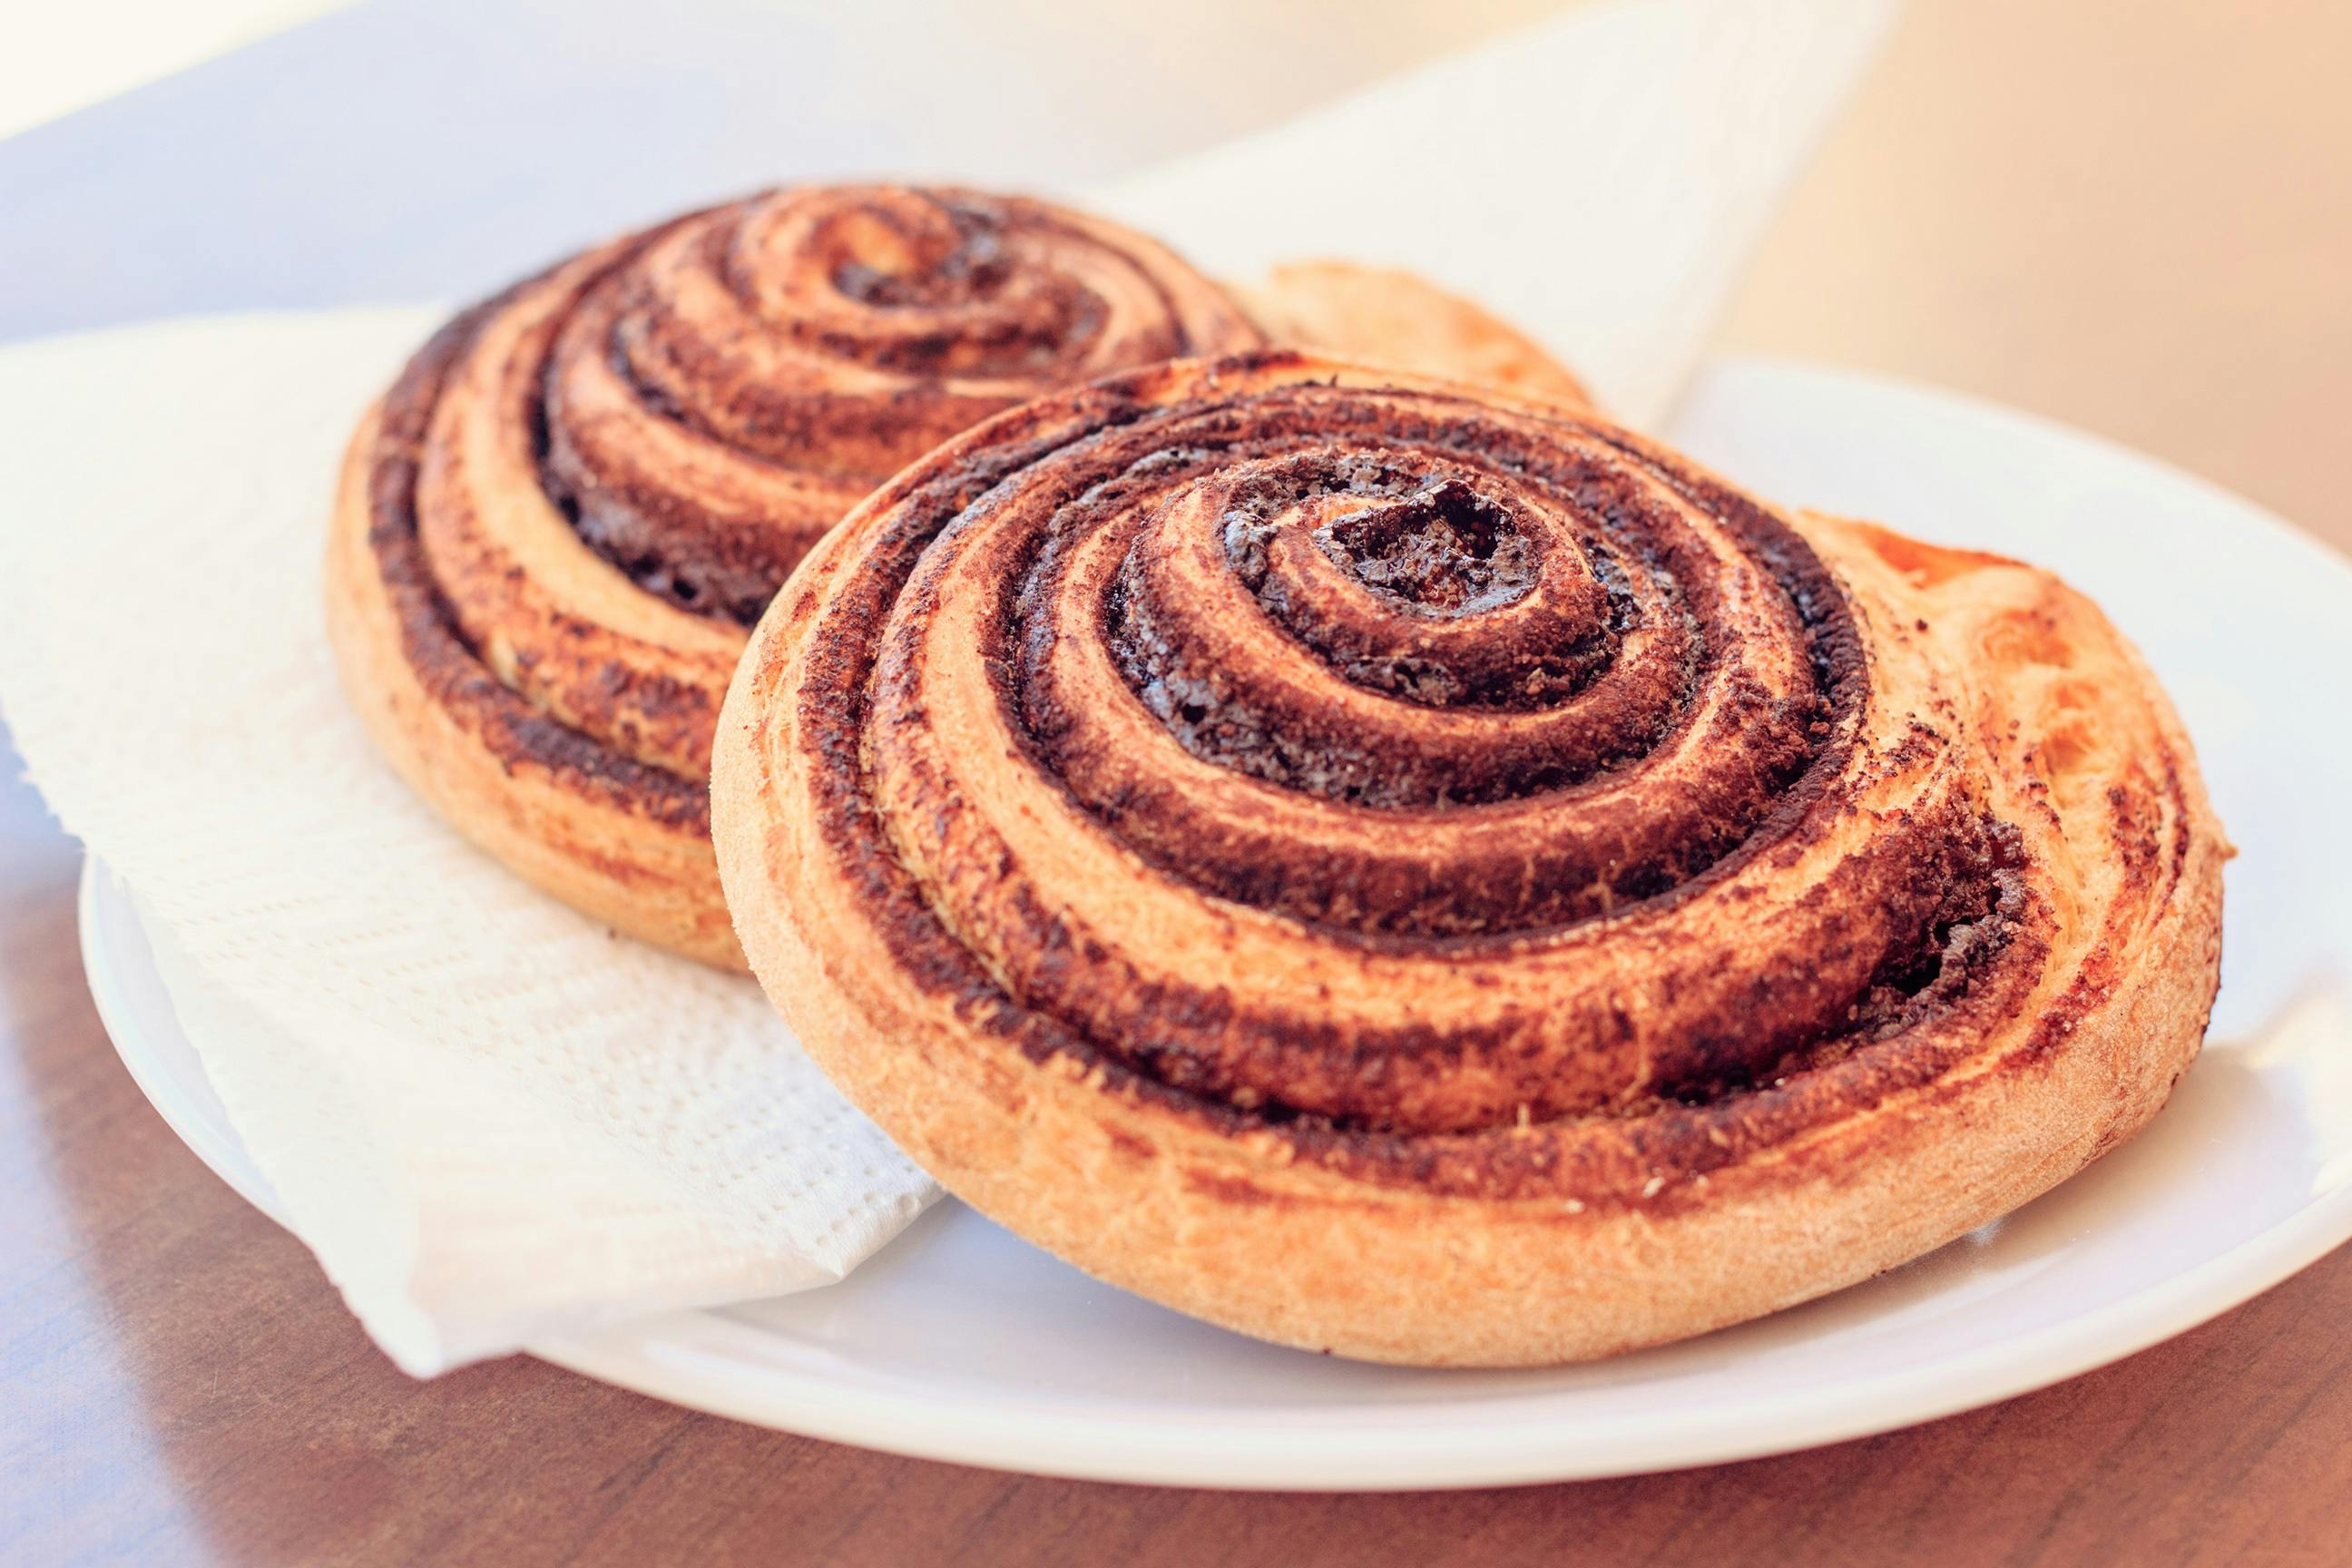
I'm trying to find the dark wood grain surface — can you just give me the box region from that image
[7,2,2352,1563]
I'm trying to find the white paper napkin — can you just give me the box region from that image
[0,0,1896,1375]
[1094,0,1899,426]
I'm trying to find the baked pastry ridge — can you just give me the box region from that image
[712,351,2226,1365]
[328,185,1582,965]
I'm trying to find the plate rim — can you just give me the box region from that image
[75,349,2352,1490]
[90,848,2352,1488]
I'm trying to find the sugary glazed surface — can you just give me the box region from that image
[714,352,2227,1365]
[328,186,1264,965]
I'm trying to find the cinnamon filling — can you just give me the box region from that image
[784,361,2043,1176]
[526,187,1260,624]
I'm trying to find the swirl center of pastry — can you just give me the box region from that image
[527,185,1259,626]
[821,367,2027,1137]
[1320,479,1534,612]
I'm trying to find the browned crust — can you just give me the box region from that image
[324,187,1266,965]
[711,351,2227,1366]
[328,397,745,965]
[327,191,1586,967]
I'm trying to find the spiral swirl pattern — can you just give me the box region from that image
[537,185,1264,624]
[329,185,1262,965]
[716,352,2225,1364]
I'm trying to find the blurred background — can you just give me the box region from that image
[5,0,2348,549]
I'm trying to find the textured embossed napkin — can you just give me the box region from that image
[0,0,1896,1374]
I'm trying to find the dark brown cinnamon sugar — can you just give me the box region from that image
[361,298,712,832]
[328,186,1590,967]
[534,191,1255,625]
[328,185,1265,965]
[793,362,1997,1138]
[714,352,2227,1365]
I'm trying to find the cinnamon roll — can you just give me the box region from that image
[328,185,1582,965]
[711,352,2226,1366]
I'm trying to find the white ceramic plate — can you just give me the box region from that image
[82,357,2352,1490]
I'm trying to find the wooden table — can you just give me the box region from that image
[5,2,2348,1562]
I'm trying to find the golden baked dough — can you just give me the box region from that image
[1233,262,1591,408]
[328,186,1582,966]
[711,352,2226,1366]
